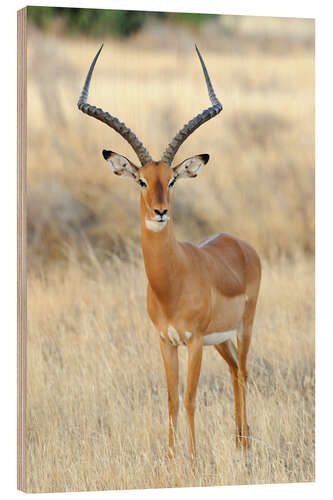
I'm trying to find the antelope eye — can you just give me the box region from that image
[138,178,147,189]
[168,177,176,189]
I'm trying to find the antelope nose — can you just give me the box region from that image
[154,208,168,217]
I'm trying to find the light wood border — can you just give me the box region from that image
[17,6,27,492]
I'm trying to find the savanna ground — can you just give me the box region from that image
[26,15,315,492]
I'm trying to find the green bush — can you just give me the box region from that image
[27,7,219,38]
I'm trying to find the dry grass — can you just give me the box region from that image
[27,251,314,492]
[26,16,314,493]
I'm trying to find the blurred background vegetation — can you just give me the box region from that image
[28,7,219,38]
[26,8,314,267]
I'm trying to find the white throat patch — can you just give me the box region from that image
[145,218,168,232]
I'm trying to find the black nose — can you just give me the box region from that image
[154,208,168,217]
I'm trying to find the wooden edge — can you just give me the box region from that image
[17,6,27,493]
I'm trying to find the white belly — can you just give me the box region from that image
[161,325,239,347]
[203,329,237,346]
[160,326,238,347]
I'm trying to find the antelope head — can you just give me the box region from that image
[77,44,222,232]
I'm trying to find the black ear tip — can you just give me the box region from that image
[200,154,210,164]
[102,149,112,160]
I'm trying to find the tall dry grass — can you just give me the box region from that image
[26,16,314,492]
[27,250,314,492]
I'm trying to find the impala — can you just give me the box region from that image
[78,44,261,460]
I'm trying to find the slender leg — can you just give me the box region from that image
[237,338,250,448]
[185,335,203,461]
[237,300,257,449]
[214,339,242,447]
[159,337,179,458]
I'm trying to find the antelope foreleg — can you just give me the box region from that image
[185,335,203,462]
[159,338,179,458]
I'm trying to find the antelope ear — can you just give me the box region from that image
[102,150,139,180]
[172,154,209,179]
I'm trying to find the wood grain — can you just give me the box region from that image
[17,6,27,492]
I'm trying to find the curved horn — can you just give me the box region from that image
[161,45,223,166]
[77,45,152,167]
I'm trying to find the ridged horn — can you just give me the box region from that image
[161,45,223,166]
[77,44,152,167]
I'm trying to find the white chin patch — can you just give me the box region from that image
[145,219,168,232]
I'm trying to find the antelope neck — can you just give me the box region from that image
[140,199,181,303]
